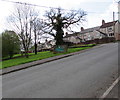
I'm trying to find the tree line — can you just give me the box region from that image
[2,3,87,59]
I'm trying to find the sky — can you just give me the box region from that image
[0,0,119,33]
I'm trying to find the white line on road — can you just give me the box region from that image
[99,76,120,100]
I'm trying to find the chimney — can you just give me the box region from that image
[102,20,105,25]
[65,32,68,36]
[81,27,84,31]
[45,39,48,42]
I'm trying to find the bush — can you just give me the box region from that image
[2,30,20,59]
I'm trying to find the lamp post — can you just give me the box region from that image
[118,1,120,41]
[118,1,120,22]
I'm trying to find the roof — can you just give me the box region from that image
[100,21,117,28]
[79,26,100,34]
[64,33,77,38]
[74,26,100,35]
[64,26,100,38]
[97,30,108,36]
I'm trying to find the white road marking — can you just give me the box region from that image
[99,76,120,100]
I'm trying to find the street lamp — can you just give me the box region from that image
[118,1,120,22]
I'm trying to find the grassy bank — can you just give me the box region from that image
[1,46,94,69]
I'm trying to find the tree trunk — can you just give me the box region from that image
[56,29,64,45]
[35,43,37,54]
[9,51,13,59]
[24,47,29,58]
[34,27,37,55]
[25,52,29,58]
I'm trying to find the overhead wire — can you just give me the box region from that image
[1,0,118,14]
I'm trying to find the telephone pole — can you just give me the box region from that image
[118,1,120,22]
[113,12,115,39]
[113,12,115,22]
[118,1,120,41]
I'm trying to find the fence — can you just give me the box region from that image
[82,37,116,44]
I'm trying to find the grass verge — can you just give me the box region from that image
[1,46,92,69]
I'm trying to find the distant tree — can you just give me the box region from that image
[8,4,38,58]
[31,18,44,54]
[2,30,20,59]
[43,8,87,45]
[0,34,2,61]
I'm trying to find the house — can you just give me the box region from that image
[63,26,107,43]
[63,19,120,43]
[63,32,82,44]
[77,26,104,42]
[99,20,120,40]
[37,39,56,51]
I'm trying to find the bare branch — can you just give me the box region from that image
[44,7,87,45]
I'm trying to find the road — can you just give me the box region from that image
[2,43,118,98]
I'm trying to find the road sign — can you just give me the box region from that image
[54,45,68,53]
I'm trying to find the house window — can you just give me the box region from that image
[109,33,114,37]
[108,27,113,32]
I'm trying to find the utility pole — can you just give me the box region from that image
[113,12,115,22]
[118,1,120,22]
[118,1,120,40]
[113,12,115,39]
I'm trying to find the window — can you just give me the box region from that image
[108,27,113,32]
[109,33,114,37]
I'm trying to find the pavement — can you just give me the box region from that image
[1,44,103,75]
[2,43,119,98]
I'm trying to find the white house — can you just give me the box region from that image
[37,39,56,51]
[92,30,107,39]
[63,19,120,43]
[63,26,106,43]
[99,20,120,40]
[77,26,101,41]
[63,32,82,44]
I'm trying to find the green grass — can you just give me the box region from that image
[70,44,96,48]
[3,52,35,60]
[67,47,90,53]
[1,46,92,69]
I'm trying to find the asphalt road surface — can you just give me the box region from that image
[2,43,118,98]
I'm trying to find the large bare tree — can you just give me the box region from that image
[8,4,38,58]
[43,8,87,45]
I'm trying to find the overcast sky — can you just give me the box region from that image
[0,0,119,33]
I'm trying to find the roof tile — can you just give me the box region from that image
[100,21,117,28]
